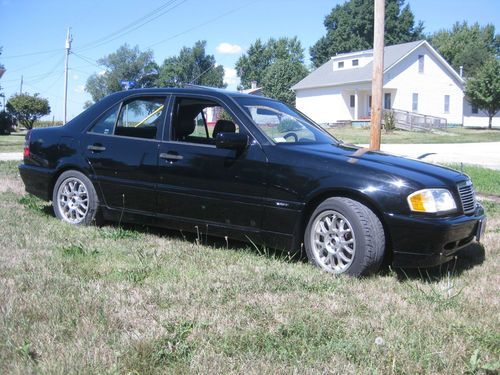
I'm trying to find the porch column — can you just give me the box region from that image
[354,90,359,120]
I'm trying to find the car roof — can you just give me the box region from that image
[111,86,257,100]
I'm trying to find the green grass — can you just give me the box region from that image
[0,133,25,152]
[0,161,499,374]
[329,126,500,144]
[443,164,500,196]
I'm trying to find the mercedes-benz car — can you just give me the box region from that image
[19,87,486,276]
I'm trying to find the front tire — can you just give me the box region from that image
[304,197,385,277]
[52,170,99,225]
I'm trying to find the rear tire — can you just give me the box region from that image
[304,197,385,277]
[52,170,100,225]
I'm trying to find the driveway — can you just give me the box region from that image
[358,142,500,170]
[0,152,23,161]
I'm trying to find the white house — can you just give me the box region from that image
[292,40,499,128]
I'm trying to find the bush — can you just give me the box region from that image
[0,111,15,135]
[383,110,396,133]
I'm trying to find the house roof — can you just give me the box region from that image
[292,40,462,91]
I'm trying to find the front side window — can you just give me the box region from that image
[114,97,165,139]
[235,96,336,144]
[171,98,240,145]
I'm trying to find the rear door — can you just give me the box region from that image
[83,95,169,213]
[156,95,268,230]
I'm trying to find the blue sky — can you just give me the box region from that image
[1,0,499,121]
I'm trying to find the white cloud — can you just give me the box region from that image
[72,74,79,80]
[223,67,239,88]
[74,84,85,94]
[98,70,107,76]
[216,42,242,55]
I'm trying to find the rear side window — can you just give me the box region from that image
[115,97,166,139]
[89,104,120,135]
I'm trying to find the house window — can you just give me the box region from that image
[444,95,450,113]
[349,95,355,108]
[352,59,359,66]
[369,95,372,108]
[338,61,344,68]
[384,93,391,110]
[418,55,424,73]
[471,104,478,114]
[412,93,418,112]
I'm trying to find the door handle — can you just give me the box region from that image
[160,152,183,161]
[87,144,106,152]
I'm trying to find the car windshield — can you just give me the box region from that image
[234,96,338,144]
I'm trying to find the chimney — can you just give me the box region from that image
[251,80,257,89]
[459,65,463,77]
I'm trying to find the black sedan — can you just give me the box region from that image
[19,87,486,276]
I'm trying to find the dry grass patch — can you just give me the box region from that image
[0,161,499,374]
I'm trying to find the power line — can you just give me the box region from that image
[1,48,63,59]
[147,1,256,49]
[71,52,101,68]
[74,0,186,53]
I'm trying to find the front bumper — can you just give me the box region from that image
[386,204,486,268]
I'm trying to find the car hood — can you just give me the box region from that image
[284,142,469,188]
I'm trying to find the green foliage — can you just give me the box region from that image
[429,22,499,78]
[18,194,48,213]
[6,93,50,130]
[155,40,225,88]
[277,118,303,133]
[236,37,305,90]
[310,0,423,67]
[85,44,158,103]
[262,59,308,106]
[465,58,500,129]
[383,110,396,133]
[0,111,15,134]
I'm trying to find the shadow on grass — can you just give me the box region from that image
[101,220,306,263]
[394,242,485,282]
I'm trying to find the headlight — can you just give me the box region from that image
[407,189,457,213]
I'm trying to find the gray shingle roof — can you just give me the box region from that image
[293,40,424,91]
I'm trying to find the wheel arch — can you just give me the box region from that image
[299,188,393,264]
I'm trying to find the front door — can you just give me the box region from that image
[156,96,267,230]
[84,95,168,213]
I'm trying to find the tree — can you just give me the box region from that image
[465,59,500,129]
[6,93,51,130]
[155,40,225,88]
[262,60,308,106]
[236,37,304,89]
[429,22,499,78]
[310,0,423,68]
[85,44,158,103]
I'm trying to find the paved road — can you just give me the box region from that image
[371,142,500,170]
[1,142,499,169]
[0,152,22,161]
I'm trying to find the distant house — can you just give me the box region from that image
[292,40,499,128]
[239,81,263,96]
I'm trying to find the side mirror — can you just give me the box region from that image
[215,132,249,150]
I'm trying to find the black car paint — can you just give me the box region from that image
[19,87,485,268]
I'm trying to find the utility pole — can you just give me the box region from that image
[19,75,23,94]
[369,0,385,150]
[63,28,72,124]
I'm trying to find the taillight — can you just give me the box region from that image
[23,130,31,158]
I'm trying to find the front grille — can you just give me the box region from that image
[457,180,476,214]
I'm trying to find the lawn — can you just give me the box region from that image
[443,164,500,196]
[329,126,500,144]
[0,133,25,153]
[0,160,499,374]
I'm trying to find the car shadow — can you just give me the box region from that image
[102,220,306,263]
[392,242,486,282]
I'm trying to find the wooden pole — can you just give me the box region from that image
[369,0,385,150]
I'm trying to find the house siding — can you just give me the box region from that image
[385,44,464,124]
